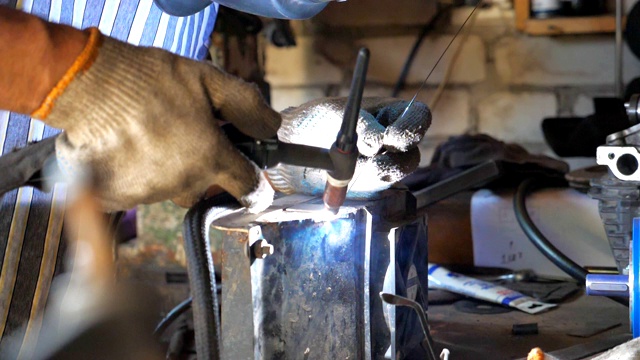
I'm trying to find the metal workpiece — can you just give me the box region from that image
[209,190,430,359]
[596,146,640,181]
[627,94,640,125]
[251,239,274,259]
[591,94,640,272]
[606,122,640,146]
[589,175,640,272]
[380,293,437,360]
[586,274,630,298]
[248,225,274,260]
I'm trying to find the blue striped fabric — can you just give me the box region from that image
[0,0,217,354]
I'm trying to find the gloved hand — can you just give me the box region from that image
[31,28,281,212]
[266,97,431,199]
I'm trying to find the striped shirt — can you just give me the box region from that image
[0,1,217,355]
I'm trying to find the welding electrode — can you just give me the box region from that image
[323,48,369,214]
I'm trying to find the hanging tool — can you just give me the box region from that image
[380,292,439,360]
[229,47,369,213]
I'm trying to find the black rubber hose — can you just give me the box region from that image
[514,178,629,307]
[183,193,240,360]
[514,178,589,282]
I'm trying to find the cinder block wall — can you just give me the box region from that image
[266,0,640,168]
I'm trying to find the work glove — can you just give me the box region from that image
[266,97,431,199]
[31,28,280,212]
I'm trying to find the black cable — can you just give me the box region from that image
[514,178,629,307]
[154,298,193,337]
[154,284,223,338]
[182,193,239,360]
[514,178,588,282]
[391,5,453,97]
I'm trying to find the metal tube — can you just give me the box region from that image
[616,0,624,98]
[586,274,630,298]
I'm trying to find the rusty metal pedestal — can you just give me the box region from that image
[209,190,430,359]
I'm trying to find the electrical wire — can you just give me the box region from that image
[154,298,193,337]
[153,282,223,338]
[513,178,629,307]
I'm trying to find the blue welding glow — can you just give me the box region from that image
[321,220,353,247]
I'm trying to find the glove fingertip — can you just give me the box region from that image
[383,102,432,152]
[240,171,275,214]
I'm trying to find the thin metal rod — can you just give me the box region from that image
[616,0,624,98]
[380,293,438,360]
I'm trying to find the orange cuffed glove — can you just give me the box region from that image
[32,28,281,212]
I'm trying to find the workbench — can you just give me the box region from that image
[429,292,631,360]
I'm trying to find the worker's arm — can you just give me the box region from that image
[0,6,281,212]
[0,6,88,114]
[0,6,430,210]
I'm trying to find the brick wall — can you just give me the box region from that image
[266,0,640,169]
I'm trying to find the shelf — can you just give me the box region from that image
[515,0,617,35]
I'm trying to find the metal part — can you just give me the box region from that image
[210,190,430,359]
[627,94,640,125]
[596,146,640,181]
[380,293,438,360]
[412,161,501,209]
[589,175,640,272]
[592,98,640,272]
[250,239,274,259]
[586,274,630,297]
[596,103,640,181]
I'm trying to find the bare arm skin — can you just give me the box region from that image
[0,6,88,114]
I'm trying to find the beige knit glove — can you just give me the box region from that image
[32,28,281,212]
[266,97,431,199]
